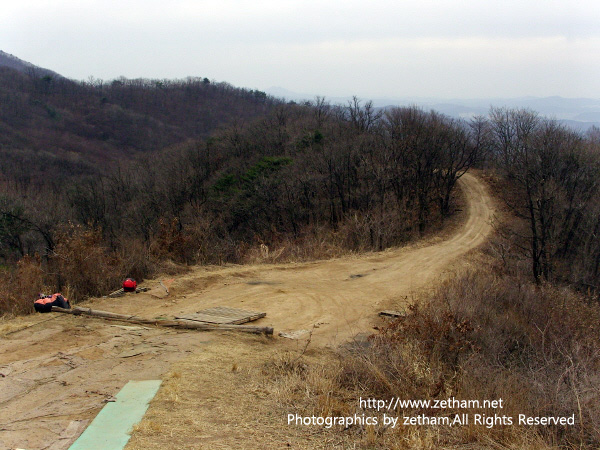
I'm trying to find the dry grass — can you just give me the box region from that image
[125,336,365,450]
[240,227,350,265]
[0,314,50,335]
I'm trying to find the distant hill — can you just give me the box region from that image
[0,50,62,78]
[0,59,279,183]
[267,87,600,131]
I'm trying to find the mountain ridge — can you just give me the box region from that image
[0,50,62,78]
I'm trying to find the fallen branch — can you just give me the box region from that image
[51,307,273,335]
[159,281,169,295]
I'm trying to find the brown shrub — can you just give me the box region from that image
[115,236,157,282]
[241,226,348,264]
[1,222,184,316]
[337,269,600,448]
[0,255,47,315]
[49,223,127,301]
[149,217,241,265]
[148,218,192,263]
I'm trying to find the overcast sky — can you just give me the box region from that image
[2,0,599,99]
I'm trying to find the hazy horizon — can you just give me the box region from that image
[2,0,599,100]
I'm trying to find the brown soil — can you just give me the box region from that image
[0,172,495,450]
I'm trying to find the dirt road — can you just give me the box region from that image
[0,172,494,449]
[167,171,494,346]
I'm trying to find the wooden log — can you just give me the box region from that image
[51,307,273,335]
[379,309,407,318]
[106,286,150,298]
[107,288,125,298]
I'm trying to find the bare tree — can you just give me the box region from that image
[489,107,600,283]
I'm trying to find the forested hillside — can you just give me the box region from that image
[0,66,277,183]
[1,76,483,311]
[2,65,600,322]
[288,110,600,450]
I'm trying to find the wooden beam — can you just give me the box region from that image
[51,307,273,335]
[379,309,407,318]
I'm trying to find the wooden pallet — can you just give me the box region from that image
[175,307,266,325]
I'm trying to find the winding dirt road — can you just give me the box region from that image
[0,172,494,449]
[168,171,494,345]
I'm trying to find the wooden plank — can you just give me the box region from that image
[201,306,261,317]
[176,313,266,325]
[199,306,258,318]
[176,314,237,324]
[107,288,125,298]
[379,309,407,318]
[175,307,266,325]
[106,287,149,298]
[181,313,265,325]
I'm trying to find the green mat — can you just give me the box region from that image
[69,379,162,450]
